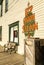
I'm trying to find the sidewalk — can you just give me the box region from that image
[0,52,24,65]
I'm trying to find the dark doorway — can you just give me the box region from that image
[35,39,44,65]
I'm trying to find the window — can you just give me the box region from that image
[0,0,3,16]
[0,26,2,41]
[9,21,19,45]
[5,0,8,13]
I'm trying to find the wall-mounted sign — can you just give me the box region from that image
[23,2,38,37]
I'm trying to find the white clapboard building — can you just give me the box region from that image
[0,0,44,56]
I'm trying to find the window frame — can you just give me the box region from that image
[5,0,8,13]
[9,21,19,45]
[0,0,3,16]
[0,26,2,41]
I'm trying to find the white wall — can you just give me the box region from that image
[0,0,44,55]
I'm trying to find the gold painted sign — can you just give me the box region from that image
[23,3,38,37]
